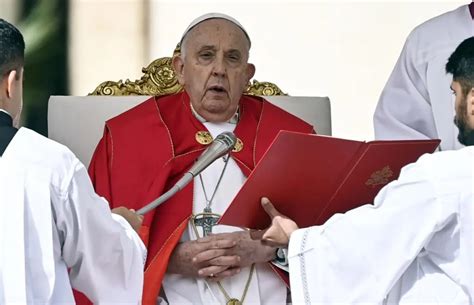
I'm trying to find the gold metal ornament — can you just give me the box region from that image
[365,166,393,188]
[232,138,243,152]
[195,131,213,145]
[226,299,242,305]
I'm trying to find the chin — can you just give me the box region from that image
[456,123,474,146]
[458,131,474,146]
[203,99,231,113]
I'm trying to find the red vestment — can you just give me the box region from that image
[87,91,313,305]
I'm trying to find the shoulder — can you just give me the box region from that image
[105,94,180,134]
[413,5,466,32]
[405,5,468,50]
[97,95,178,168]
[9,128,81,189]
[14,128,77,167]
[400,146,473,188]
[416,146,473,176]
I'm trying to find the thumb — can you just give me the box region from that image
[261,197,282,219]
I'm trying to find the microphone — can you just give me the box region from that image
[137,132,237,215]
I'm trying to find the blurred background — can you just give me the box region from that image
[1,0,68,136]
[0,0,467,138]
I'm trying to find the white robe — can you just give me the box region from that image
[0,128,147,304]
[161,122,287,305]
[288,146,474,304]
[374,4,474,151]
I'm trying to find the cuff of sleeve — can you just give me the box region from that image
[271,247,289,272]
[288,227,317,259]
[111,214,148,265]
[271,260,289,272]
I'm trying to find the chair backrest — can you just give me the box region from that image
[47,95,331,167]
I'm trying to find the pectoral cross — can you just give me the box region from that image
[193,207,221,237]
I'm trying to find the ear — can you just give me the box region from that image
[6,70,17,99]
[172,55,185,85]
[469,87,474,116]
[246,63,256,81]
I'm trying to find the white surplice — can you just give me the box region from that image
[161,122,286,305]
[374,4,474,151]
[288,146,474,305]
[0,127,146,305]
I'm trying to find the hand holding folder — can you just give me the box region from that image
[219,131,440,230]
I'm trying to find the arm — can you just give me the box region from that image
[374,34,438,140]
[288,161,458,304]
[55,159,146,304]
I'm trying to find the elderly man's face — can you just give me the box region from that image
[452,81,474,146]
[173,19,255,122]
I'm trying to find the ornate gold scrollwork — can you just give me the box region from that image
[365,166,393,188]
[90,45,286,97]
[245,80,287,96]
[89,57,183,96]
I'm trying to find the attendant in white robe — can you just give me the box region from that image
[0,18,146,304]
[256,37,474,304]
[374,2,474,151]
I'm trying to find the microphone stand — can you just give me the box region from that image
[136,131,237,215]
[136,173,193,215]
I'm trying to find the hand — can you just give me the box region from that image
[111,207,144,233]
[193,231,276,281]
[250,197,299,247]
[167,237,238,279]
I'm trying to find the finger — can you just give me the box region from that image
[208,267,241,282]
[193,249,229,264]
[207,255,240,267]
[249,229,265,241]
[261,197,282,219]
[262,217,288,245]
[262,217,284,239]
[197,232,218,243]
[197,235,214,243]
[204,239,236,250]
[196,232,228,243]
[196,236,236,249]
[197,265,231,278]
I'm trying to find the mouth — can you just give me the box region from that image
[207,85,227,94]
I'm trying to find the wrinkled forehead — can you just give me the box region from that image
[183,19,251,52]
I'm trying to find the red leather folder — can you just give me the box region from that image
[220,131,440,229]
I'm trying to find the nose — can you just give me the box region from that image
[212,56,226,77]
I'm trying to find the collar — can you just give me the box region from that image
[0,110,13,127]
[190,103,240,124]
